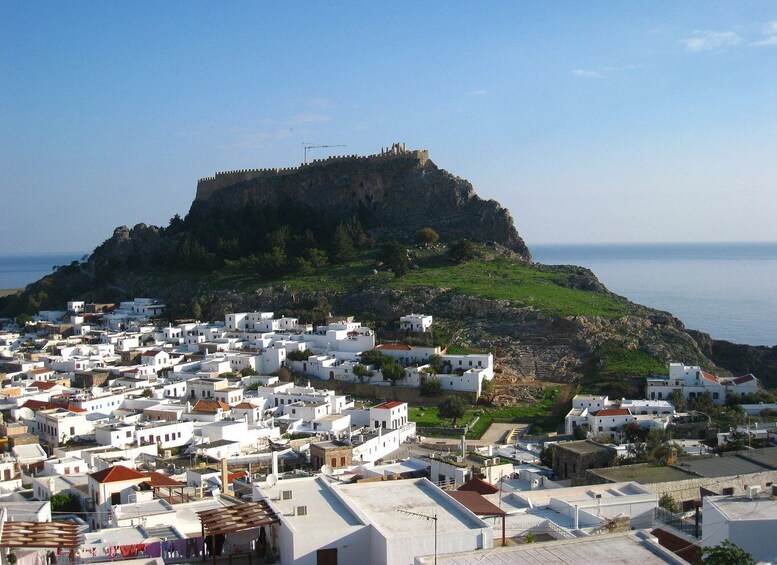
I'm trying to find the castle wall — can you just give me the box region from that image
[195,146,429,201]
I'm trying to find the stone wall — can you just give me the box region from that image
[642,470,777,503]
[301,376,476,405]
[190,145,530,258]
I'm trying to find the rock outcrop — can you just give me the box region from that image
[192,147,531,260]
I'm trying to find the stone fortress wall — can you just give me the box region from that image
[195,143,429,201]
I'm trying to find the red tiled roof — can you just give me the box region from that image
[141,471,184,487]
[142,350,165,357]
[29,368,53,375]
[22,399,49,410]
[373,401,405,410]
[233,402,258,409]
[192,399,231,413]
[375,344,412,351]
[701,371,720,384]
[90,465,146,484]
[227,470,247,483]
[34,381,60,390]
[593,408,631,417]
[733,374,756,384]
[21,399,86,413]
[457,476,500,495]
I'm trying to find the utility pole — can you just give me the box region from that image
[302,142,346,164]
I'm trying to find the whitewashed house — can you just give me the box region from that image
[647,363,759,405]
[400,313,433,332]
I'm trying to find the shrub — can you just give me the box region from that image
[420,377,443,397]
[415,227,440,244]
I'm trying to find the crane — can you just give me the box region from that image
[302,142,347,164]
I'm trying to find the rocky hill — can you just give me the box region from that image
[192,144,531,259]
[2,144,775,390]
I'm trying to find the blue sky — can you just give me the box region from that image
[2,1,776,254]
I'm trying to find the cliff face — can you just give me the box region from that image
[193,150,531,260]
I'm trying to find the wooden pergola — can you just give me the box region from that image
[197,501,279,564]
[0,521,82,549]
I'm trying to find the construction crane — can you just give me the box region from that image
[302,142,347,164]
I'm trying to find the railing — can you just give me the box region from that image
[654,507,700,538]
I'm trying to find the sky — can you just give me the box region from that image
[2,1,777,254]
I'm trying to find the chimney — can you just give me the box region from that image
[272,450,279,477]
[221,458,230,493]
[461,435,466,458]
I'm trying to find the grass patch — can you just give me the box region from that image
[135,246,637,319]
[410,388,563,438]
[409,406,479,428]
[595,341,667,375]
[468,387,562,438]
[383,257,634,317]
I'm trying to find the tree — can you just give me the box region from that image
[287,349,312,362]
[331,223,355,263]
[539,446,553,468]
[700,540,756,565]
[438,396,468,426]
[668,389,686,413]
[448,239,476,263]
[419,376,443,397]
[49,492,81,513]
[381,362,405,386]
[353,364,372,382]
[359,349,391,370]
[381,240,410,277]
[415,227,440,245]
[480,378,494,401]
[427,354,443,373]
[658,493,680,513]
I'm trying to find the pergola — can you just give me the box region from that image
[197,501,279,564]
[0,521,82,563]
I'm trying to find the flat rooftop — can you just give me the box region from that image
[417,530,680,565]
[258,476,364,534]
[555,440,615,454]
[337,478,487,537]
[706,494,777,521]
[591,464,698,484]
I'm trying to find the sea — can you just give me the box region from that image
[1,244,775,347]
[532,242,777,347]
[0,252,86,292]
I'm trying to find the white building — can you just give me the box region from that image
[702,493,777,563]
[564,394,675,437]
[253,476,492,565]
[647,362,759,405]
[400,313,433,332]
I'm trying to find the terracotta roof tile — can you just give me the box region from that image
[373,401,405,410]
[192,399,231,413]
[457,476,500,495]
[701,371,720,384]
[374,344,412,351]
[593,408,631,417]
[90,465,146,484]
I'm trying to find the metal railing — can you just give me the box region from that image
[654,507,700,538]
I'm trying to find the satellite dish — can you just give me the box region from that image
[266,473,278,486]
[321,464,334,476]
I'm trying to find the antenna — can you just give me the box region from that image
[397,508,438,564]
[266,473,278,486]
[302,142,347,164]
